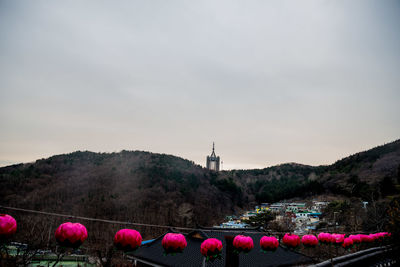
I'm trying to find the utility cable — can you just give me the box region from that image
[0,205,267,234]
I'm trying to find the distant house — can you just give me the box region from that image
[256,206,270,214]
[308,212,322,218]
[218,221,249,229]
[129,228,312,267]
[295,212,310,218]
[269,203,285,213]
[311,201,329,212]
[239,211,257,221]
[288,203,306,207]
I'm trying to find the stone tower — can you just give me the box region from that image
[206,142,220,171]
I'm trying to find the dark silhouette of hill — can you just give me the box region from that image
[1,139,399,229]
[0,151,240,228]
[229,139,400,204]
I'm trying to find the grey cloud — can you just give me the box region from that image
[1,0,399,168]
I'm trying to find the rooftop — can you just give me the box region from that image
[129,228,312,267]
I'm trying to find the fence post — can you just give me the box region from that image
[224,236,239,267]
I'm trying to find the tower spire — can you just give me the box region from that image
[210,142,216,157]
[206,142,220,171]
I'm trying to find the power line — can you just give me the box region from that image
[0,205,374,236]
[0,205,185,230]
[0,205,265,234]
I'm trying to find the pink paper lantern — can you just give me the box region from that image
[55,222,88,248]
[318,232,333,244]
[260,236,279,252]
[301,234,318,248]
[349,234,361,244]
[359,234,373,243]
[200,238,223,261]
[0,214,17,239]
[375,232,389,241]
[342,237,353,249]
[162,233,187,254]
[369,233,379,242]
[114,229,142,251]
[282,233,300,248]
[233,235,254,253]
[332,234,345,245]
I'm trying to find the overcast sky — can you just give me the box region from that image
[1,0,399,169]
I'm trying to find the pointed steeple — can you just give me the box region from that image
[210,142,216,157]
[206,142,220,171]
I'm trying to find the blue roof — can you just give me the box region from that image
[141,239,155,245]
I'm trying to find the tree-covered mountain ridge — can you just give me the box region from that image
[1,139,399,229]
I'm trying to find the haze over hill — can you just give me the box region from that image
[1,139,399,231]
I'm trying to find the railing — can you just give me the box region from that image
[309,245,397,267]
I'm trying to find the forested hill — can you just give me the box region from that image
[0,151,236,228]
[1,139,400,229]
[224,139,400,204]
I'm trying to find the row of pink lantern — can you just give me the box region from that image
[316,232,391,248]
[0,214,392,262]
[283,232,391,249]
